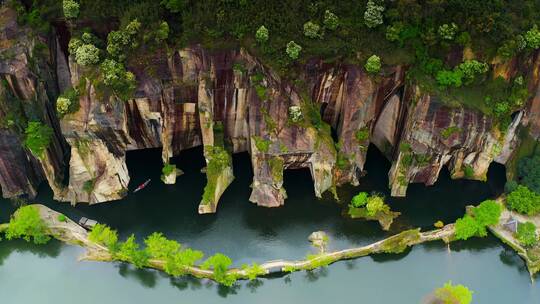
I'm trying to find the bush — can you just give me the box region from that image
[75,44,100,66]
[455,215,479,240]
[286,41,302,60]
[365,55,381,74]
[241,263,266,280]
[473,200,501,236]
[436,69,463,88]
[438,23,458,40]
[106,19,141,61]
[351,192,368,208]
[364,0,384,28]
[161,0,184,13]
[303,21,322,39]
[507,185,540,215]
[516,222,538,247]
[88,224,119,252]
[366,195,389,216]
[56,88,80,117]
[255,25,269,43]
[463,165,474,178]
[100,59,137,100]
[63,0,80,19]
[164,248,204,276]
[517,152,540,194]
[117,234,149,268]
[144,232,181,259]
[435,281,473,304]
[5,205,50,244]
[525,25,540,49]
[57,214,67,222]
[56,97,71,116]
[288,106,303,123]
[323,10,339,30]
[162,163,176,176]
[24,121,53,158]
[457,60,488,84]
[201,253,235,286]
[505,180,519,193]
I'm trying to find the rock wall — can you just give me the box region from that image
[1,5,539,211]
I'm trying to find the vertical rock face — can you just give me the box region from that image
[0,7,67,200]
[1,4,539,209]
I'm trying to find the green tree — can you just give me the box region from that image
[525,25,540,49]
[516,222,538,247]
[435,281,473,304]
[75,44,100,66]
[473,200,501,236]
[517,152,540,194]
[63,0,80,19]
[56,97,71,116]
[364,0,385,28]
[366,195,389,216]
[5,205,50,244]
[144,232,181,259]
[323,10,339,30]
[364,55,381,74]
[24,121,53,158]
[351,192,368,208]
[304,21,322,39]
[164,248,204,276]
[241,263,266,280]
[438,23,458,40]
[100,59,137,100]
[161,0,184,13]
[507,185,540,215]
[117,234,149,268]
[286,41,302,60]
[201,253,235,286]
[436,69,463,88]
[454,215,479,240]
[457,60,488,84]
[255,25,269,43]
[88,224,119,252]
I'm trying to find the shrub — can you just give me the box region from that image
[68,38,83,55]
[440,126,461,139]
[255,25,269,43]
[63,0,80,19]
[286,41,302,60]
[88,224,119,252]
[323,10,339,30]
[241,263,266,280]
[455,215,479,240]
[106,20,141,61]
[164,248,204,276]
[463,165,474,179]
[366,195,389,216]
[436,69,463,88]
[117,234,149,268]
[438,23,458,40]
[288,106,303,123]
[355,128,369,142]
[351,192,368,208]
[253,136,271,153]
[435,281,473,304]
[56,97,71,116]
[304,21,322,39]
[75,44,100,66]
[525,25,540,49]
[162,163,176,176]
[507,185,540,215]
[100,59,137,100]
[505,180,519,193]
[386,23,403,42]
[5,205,50,244]
[457,60,488,84]
[516,222,538,247]
[201,253,235,286]
[144,232,181,259]
[364,0,385,28]
[56,88,80,117]
[24,121,53,158]
[434,220,444,228]
[365,55,381,74]
[473,200,501,236]
[57,214,67,222]
[154,21,169,43]
[517,152,540,194]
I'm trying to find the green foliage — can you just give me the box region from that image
[517,151,540,194]
[253,136,271,153]
[117,234,149,268]
[57,214,67,222]
[436,69,463,88]
[323,10,338,30]
[435,281,473,304]
[201,253,235,286]
[351,192,368,208]
[366,194,389,216]
[75,44,100,66]
[202,146,231,204]
[516,222,538,247]
[440,126,461,139]
[164,248,204,276]
[455,215,480,241]
[457,60,489,85]
[364,0,385,28]
[255,25,269,43]
[5,205,50,244]
[438,23,458,40]
[288,105,303,123]
[241,263,266,280]
[463,165,474,179]
[286,41,302,60]
[364,55,381,74]
[505,180,519,193]
[162,163,176,176]
[88,224,119,252]
[24,121,53,158]
[56,88,80,117]
[144,232,181,259]
[106,19,141,61]
[507,185,540,215]
[472,200,502,236]
[82,179,95,193]
[525,26,540,49]
[498,36,526,59]
[355,128,369,142]
[99,59,137,101]
[303,21,322,39]
[63,0,80,19]
[160,0,184,13]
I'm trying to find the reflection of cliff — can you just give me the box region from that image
[1,7,538,212]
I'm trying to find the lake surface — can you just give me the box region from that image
[1,146,539,303]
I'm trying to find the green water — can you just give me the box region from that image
[0,146,539,303]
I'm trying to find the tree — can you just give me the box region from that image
[323,10,339,30]
[161,0,184,13]
[507,185,540,215]
[100,59,137,100]
[164,248,204,276]
[473,200,501,236]
[525,25,540,49]
[438,23,458,40]
[144,232,181,259]
[241,263,266,280]
[364,0,384,28]
[457,60,488,84]
[435,281,473,304]
[117,234,149,268]
[286,41,302,60]
[365,55,381,74]
[63,0,80,19]
[351,192,368,208]
[56,97,71,116]
[201,253,235,286]
[5,205,50,244]
[436,69,463,88]
[454,215,479,240]
[88,224,119,252]
[304,21,322,39]
[24,121,53,158]
[516,222,538,247]
[106,20,141,61]
[255,25,269,43]
[366,195,388,216]
[517,152,540,194]
[75,44,100,66]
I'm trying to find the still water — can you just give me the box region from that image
[0,146,539,303]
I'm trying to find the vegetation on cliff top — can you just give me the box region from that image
[2,205,50,244]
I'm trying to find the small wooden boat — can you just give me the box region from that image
[78,217,98,230]
[133,179,151,193]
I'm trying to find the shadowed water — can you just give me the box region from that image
[0,146,538,303]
